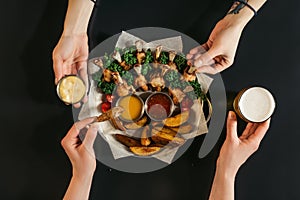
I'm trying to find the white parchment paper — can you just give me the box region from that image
[79,31,213,164]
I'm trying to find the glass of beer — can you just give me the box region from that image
[233,87,275,123]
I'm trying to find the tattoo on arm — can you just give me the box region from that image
[228,0,249,15]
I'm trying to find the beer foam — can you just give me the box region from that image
[238,87,275,122]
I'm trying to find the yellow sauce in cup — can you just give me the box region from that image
[57,76,86,104]
[118,95,143,121]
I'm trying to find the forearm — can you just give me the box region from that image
[208,161,237,200]
[224,0,267,29]
[63,175,94,200]
[63,0,95,35]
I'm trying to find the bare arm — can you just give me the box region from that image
[61,118,98,200]
[187,0,267,74]
[63,175,94,200]
[63,0,94,36]
[209,111,270,200]
[52,0,95,107]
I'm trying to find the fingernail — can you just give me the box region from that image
[229,111,236,119]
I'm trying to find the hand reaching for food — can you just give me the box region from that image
[187,16,243,74]
[61,117,98,200]
[187,0,267,74]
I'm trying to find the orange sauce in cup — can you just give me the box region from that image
[118,95,143,121]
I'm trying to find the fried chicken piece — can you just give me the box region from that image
[112,50,131,71]
[168,87,186,105]
[111,71,135,96]
[149,70,165,91]
[134,65,148,91]
[135,40,146,64]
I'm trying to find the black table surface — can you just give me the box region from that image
[1,0,299,199]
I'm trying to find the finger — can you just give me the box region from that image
[248,123,259,135]
[78,61,89,97]
[187,44,209,62]
[70,63,78,75]
[73,102,81,108]
[201,43,209,51]
[68,117,97,139]
[194,51,216,68]
[53,57,64,84]
[186,54,194,59]
[189,46,202,55]
[195,60,227,75]
[239,122,254,139]
[82,124,98,150]
[196,65,219,74]
[247,119,271,143]
[226,111,238,140]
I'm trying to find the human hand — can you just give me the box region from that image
[52,33,89,107]
[187,16,244,74]
[217,111,270,177]
[61,117,98,180]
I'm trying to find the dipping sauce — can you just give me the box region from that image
[146,93,173,121]
[118,94,144,121]
[57,76,86,104]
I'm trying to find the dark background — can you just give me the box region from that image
[0,0,299,199]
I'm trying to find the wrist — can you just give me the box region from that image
[225,0,267,29]
[61,31,88,39]
[216,159,238,179]
[63,0,94,35]
[72,172,94,185]
[223,9,253,31]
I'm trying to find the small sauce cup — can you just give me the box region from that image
[145,92,174,121]
[116,94,144,122]
[56,75,86,104]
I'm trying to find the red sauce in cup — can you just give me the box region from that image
[146,93,173,121]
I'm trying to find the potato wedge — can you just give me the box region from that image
[151,129,172,145]
[124,116,147,129]
[151,129,185,146]
[153,125,177,137]
[114,134,141,147]
[170,137,185,146]
[169,124,193,134]
[130,146,161,156]
[141,126,151,146]
[149,143,165,148]
[110,117,126,131]
[163,111,189,127]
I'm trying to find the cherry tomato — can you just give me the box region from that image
[181,97,193,111]
[101,102,111,113]
[105,94,114,103]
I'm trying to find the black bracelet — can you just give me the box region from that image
[235,0,257,16]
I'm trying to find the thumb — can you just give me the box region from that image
[82,124,98,150]
[226,111,238,140]
[194,49,221,74]
[53,57,64,84]
[78,61,89,100]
